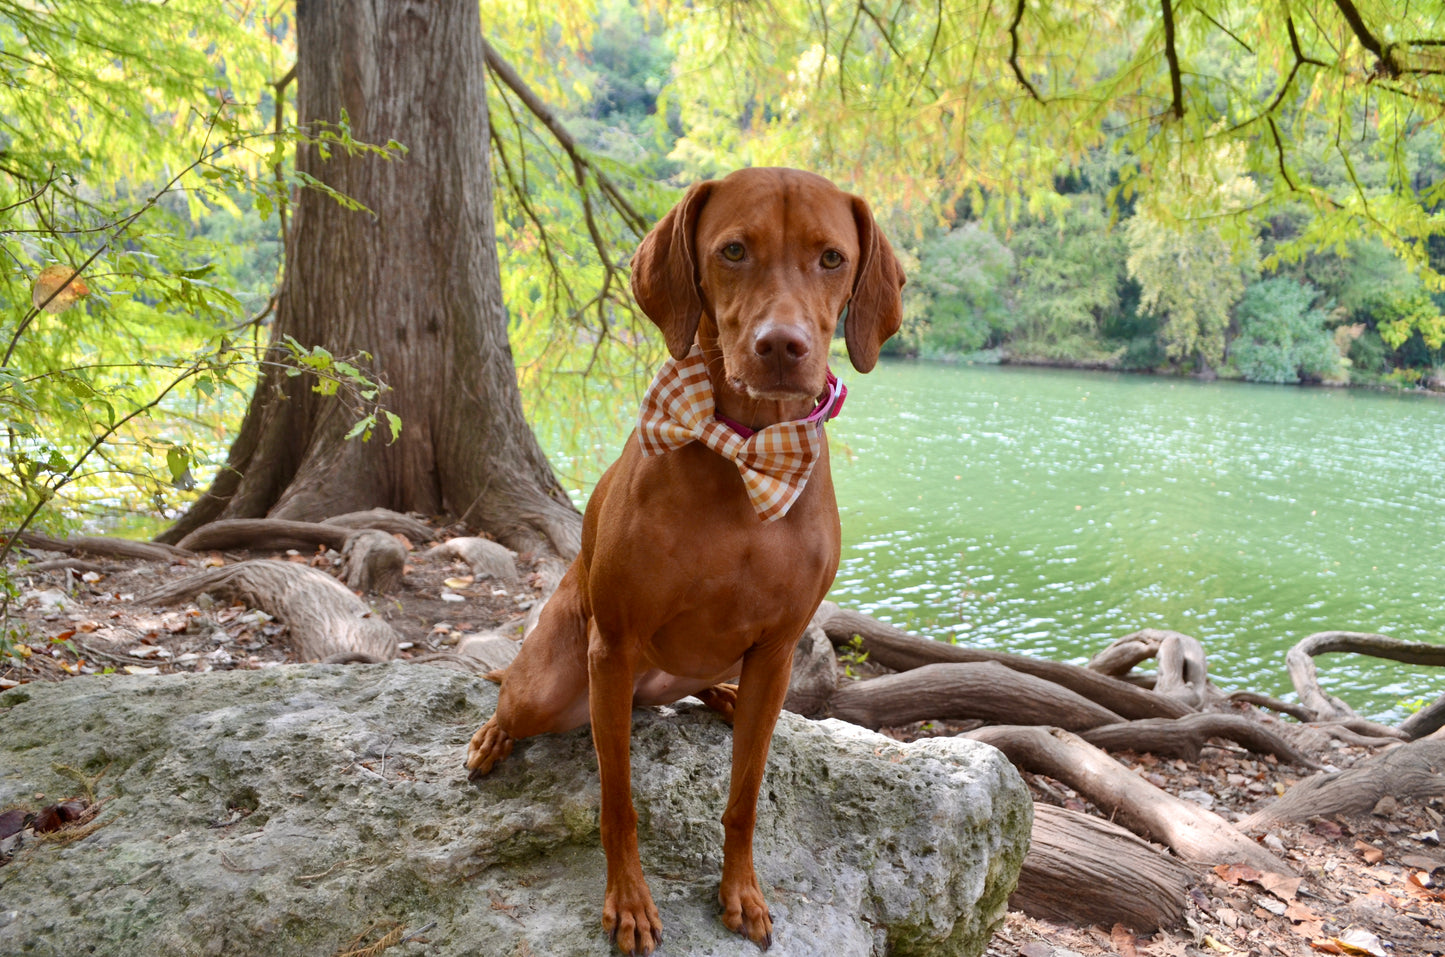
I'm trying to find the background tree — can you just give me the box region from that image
[157,0,583,558]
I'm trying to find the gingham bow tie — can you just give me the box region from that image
[637,347,846,522]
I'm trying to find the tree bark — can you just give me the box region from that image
[12,531,192,562]
[159,0,580,560]
[1240,731,1445,828]
[338,529,406,593]
[830,661,1124,731]
[814,602,1192,720]
[176,518,351,554]
[1011,803,1193,932]
[1078,713,1321,768]
[321,508,436,543]
[1088,628,1208,708]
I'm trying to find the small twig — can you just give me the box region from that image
[293,856,371,883]
[220,851,275,873]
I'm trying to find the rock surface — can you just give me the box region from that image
[0,664,1030,957]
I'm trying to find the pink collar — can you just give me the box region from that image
[714,370,847,438]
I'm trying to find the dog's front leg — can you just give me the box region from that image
[588,621,662,956]
[718,637,796,950]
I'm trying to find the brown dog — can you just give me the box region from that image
[465,168,904,954]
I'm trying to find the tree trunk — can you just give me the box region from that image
[159,0,580,560]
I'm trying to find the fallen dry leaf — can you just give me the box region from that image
[1110,923,1139,957]
[1285,901,1323,923]
[1334,928,1387,957]
[1405,871,1445,901]
[1018,943,1052,957]
[1310,940,1346,955]
[1353,840,1385,864]
[1213,862,1264,885]
[1258,871,1303,900]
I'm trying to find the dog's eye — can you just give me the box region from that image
[721,242,745,262]
[820,249,844,269]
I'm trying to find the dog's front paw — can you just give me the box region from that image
[720,872,772,950]
[603,876,663,955]
[464,719,513,781]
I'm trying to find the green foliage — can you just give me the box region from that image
[907,224,1015,357]
[1127,214,1258,371]
[839,634,869,680]
[1009,197,1129,365]
[0,1,401,566]
[1229,279,1343,385]
[659,0,1445,293]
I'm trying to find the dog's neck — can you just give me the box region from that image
[696,333,823,432]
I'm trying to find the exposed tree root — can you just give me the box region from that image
[1078,712,1322,768]
[1088,628,1208,708]
[1287,631,1445,729]
[813,602,1192,720]
[1227,690,1313,722]
[1011,803,1193,932]
[322,508,436,543]
[424,536,517,579]
[1240,731,1445,828]
[175,518,351,554]
[1400,692,1445,740]
[830,661,1124,731]
[968,724,1287,874]
[25,558,113,575]
[784,624,837,718]
[338,530,405,594]
[142,560,399,661]
[10,531,192,562]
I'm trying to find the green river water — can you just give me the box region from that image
[553,360,1445,722]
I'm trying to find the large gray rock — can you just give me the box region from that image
[0,664,1029,957]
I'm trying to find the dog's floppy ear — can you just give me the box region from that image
[845,195,906,373]
[631,181,714,359]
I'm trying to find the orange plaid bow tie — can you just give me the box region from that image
[637,348,846,522]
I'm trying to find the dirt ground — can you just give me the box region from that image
[3,535,1444,957]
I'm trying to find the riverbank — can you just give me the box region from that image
[895,347,1445,397]
[4,528,1443,956]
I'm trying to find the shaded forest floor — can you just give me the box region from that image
[3,533,1443,957]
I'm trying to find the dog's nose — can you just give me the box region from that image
[753,324,810,366]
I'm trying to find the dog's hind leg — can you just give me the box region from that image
[696,683,739,724]
[466,564,591,779]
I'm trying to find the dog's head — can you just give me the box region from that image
[631,168,905,400]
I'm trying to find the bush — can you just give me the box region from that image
[1229,278,1343,384]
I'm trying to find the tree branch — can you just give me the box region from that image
[1331,0,1397,77]
[479,37,646,235]
[1008,0,1044,102]
[1161,0,1185,120]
